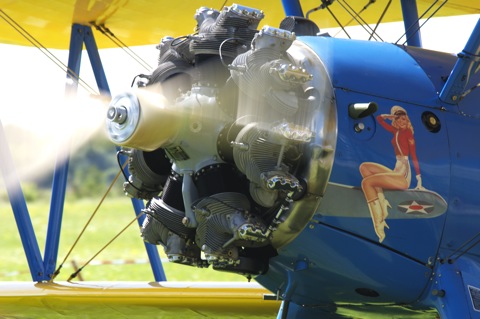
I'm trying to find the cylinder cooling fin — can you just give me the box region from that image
[106,3,337,278]
[121,147,170,200]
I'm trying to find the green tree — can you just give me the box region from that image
[68,133,124,198]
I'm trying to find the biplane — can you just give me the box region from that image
[1,0,480,318]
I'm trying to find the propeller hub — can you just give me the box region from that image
[107,105,128,124]
[105,89,182,151]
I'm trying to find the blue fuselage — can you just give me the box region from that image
[256,36,480,317]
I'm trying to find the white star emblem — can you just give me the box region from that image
[398,200,434,214]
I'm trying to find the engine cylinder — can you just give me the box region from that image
[106,3,338,274]
[123,148,170,199]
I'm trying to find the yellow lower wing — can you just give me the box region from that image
[0,281,279,318]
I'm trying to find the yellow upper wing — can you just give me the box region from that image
[0,0,478,49]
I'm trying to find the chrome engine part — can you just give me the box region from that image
[105,3,337,278]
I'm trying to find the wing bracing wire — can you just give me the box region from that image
[90,22,153,71]
[395,0,448,45]
[306,0,386,41]
[0,9,99,96]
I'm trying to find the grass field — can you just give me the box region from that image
[0,195,245,283]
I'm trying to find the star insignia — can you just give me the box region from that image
[398,200,434,214]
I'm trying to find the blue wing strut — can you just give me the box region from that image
[1,23,166,282]
[439,18,480,104]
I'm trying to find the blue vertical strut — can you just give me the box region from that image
[128,191,167,281]
[281,0,303,17]
[31,24,166,281]
[400,0,422,47]
[43,24,83,280]
[81,24,166,281]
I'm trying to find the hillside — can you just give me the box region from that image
[1,124,123,199]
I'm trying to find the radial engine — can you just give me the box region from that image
[105,3,337,277]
